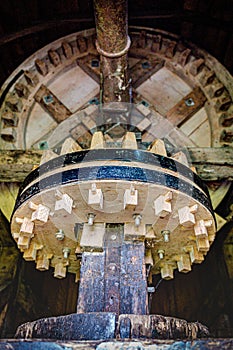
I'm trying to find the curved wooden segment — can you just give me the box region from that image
[0,27,232,151]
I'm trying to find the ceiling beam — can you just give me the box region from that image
[0,147,232,182]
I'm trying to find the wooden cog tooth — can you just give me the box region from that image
[196,237,210,253]
[36,254,53,271]
[48,49,61,67]
[161,264,174,280]
[122,132,138,149]
[178,204,198,227]
[23,243,39,261]
[148,139,167,156]
[154,191,172,218]
[88,183,103,209]
[90,131,105,149]
[40,150,58,164]
[177,255,191,273]
[145,249,154,266]
[54,262,67,279]
[60,137,82,154]
[171,151,189,167]
[124,185,138,209]
[188,246,204,264]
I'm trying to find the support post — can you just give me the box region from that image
[77,224,148,316]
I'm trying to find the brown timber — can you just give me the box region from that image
[93,0,130,103]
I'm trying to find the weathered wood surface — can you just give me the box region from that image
[0,183,19,220]
[0,147,232,182]
[15,313,209,340]
[77,225,147,315]
[0,210,20,336]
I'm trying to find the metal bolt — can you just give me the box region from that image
[133,214,142,227]
[87,213,95,225]
[55,229,65,241]
[158,249,165,260]
[63,247,71,259]
[185,98,195,107]
[161,230,170,242]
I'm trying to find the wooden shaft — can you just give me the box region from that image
[93,0,130,103]
[77,224,148,316]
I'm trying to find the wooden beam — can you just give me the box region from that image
[0,147,232,182]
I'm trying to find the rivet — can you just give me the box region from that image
[185,98,195,107]
[87,213,95,225]
[158,249,165,260]
[63,247,71,259]
[55,229,65,241]
[161,230,170,242]
[133,214,142,227]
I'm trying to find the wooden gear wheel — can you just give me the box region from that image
[10,101,216,281]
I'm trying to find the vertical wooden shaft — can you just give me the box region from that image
[93,0,130,103]
[77,224,148,316]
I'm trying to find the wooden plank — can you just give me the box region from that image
[104,224,122,314]
[137,67,192,116]
[0,147,232,182]
[130,56,164,89]
[120,241,148,315]
[166,87,207,126]
[77,252,105,313]
[34,84,72,123]
[189,120,211,147]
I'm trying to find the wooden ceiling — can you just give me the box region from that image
[0,0,232,87]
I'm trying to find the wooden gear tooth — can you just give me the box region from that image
[40,150,58,164]
[55,192,74,214]
[36,254,53,271]
[154,191,172,218]
[148,139,167,156]
[88,183,103,209]
[161,264,174,280]
[60,137,82,154]
[124,185,138,209]
[171,151,189,167]
[178,204,198,227]
[30,203,50,223]
[196,236,210,253]
[16,217,34,235]
[48,49,61,67]
[194,219,213,239]
[23,243,39,261]
[90,131,105,149]
[188,246,204,264]
[35,58,48,76]
[62,41,73,59]
[124,223,146,241]
[122,132,138,149]
[177,255,192,273]
[80,223,105,251]
[54,262,67,279]
[17,235,31,251]
[145,249,154,266]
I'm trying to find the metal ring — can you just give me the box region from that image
[96,36,131,58]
